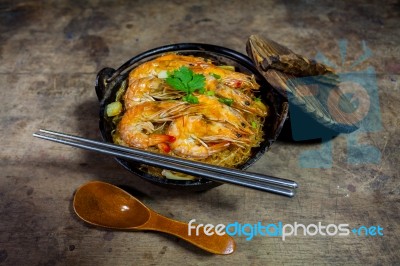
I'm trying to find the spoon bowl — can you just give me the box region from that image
[74,181,150,228]
[73,181,236,255]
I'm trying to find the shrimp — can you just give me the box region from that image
[129,54,259,93]
[186,95,254,135]
[201,66,260,92]
[214,84,268,117]
[117,101,189,152]
[124,77,183,109]
[129,54,209,79]
[167,115,249,159]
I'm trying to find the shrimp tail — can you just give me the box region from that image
[148,134,176,146]
[157,143,171,153]
[207,142,231,154]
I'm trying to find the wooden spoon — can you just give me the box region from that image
[73,181,236,255]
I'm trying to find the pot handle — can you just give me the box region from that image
[95,67,116,102]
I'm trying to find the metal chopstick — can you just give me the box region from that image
[33,129,297,197]
[37,129,298,189]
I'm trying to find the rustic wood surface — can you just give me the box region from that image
[0,1,399,265]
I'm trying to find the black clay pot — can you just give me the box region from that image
[95,43,288,191]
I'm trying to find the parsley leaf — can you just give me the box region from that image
[174,66,192,84]
[188,73,206,92]
[166,67,205,104]
[218,97,234,106]
[166,77,186,91]
[183,94,199,104]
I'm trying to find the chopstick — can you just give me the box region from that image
[33,129,297,197]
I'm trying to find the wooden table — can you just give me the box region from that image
[1,1,399,265]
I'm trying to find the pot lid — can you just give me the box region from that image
[246,35,360,140]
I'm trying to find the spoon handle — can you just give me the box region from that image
[140,211,236,255]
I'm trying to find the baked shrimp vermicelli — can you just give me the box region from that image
[107,54,268,180]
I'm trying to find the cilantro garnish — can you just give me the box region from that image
[254,96,261,102]
[251,121,258,129]
[183,94,199,104]
[218,97,234,106]
[166,66,205,104]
